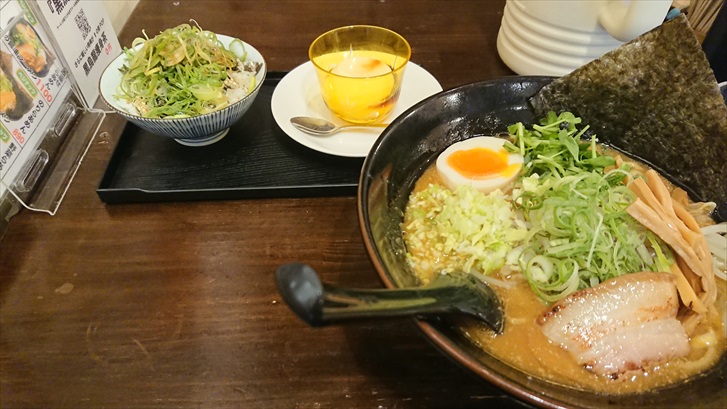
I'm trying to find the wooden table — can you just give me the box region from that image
[1,1,525,407]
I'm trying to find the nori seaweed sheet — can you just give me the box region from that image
[530,14,727,222]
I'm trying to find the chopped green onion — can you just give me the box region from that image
[116,22,254,118]
[506,112,674,302]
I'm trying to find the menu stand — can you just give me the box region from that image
[0,0,118,236]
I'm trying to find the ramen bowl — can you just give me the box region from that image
[99,34,266,147]
[357,77,726,408]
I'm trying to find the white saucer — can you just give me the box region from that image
[271,61,442,157]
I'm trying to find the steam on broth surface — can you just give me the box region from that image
[401,113,727,394]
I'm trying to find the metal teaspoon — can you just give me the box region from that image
[290,116,389,136]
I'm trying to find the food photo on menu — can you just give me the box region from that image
[0,50,33,121]
[7,17,55,77]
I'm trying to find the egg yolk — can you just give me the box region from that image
[446,147,519,179]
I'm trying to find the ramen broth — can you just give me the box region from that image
[403,151,727,394]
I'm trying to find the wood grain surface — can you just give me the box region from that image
[0,1,524,408]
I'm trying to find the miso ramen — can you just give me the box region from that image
[401,112,726,394]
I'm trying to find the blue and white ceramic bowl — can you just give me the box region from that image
[99,34,266,146]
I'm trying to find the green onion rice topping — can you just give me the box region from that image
[116,22,257,118]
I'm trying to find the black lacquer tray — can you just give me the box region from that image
[96,72,364,204]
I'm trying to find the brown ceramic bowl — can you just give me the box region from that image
[357,76,726,408]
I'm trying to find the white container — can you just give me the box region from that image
[497,0,672,76]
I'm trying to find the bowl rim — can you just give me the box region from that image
[97,33,267,122]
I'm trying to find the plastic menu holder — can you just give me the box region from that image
[0,0,118,230]
[1,93,105,216]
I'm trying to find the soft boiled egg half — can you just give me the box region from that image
[436,136,524,193]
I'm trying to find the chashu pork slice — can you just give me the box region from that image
[537,272,690,378]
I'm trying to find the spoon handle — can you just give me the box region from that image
[341,123,389,129]
[320,282,468,321]
[275,263,503,332]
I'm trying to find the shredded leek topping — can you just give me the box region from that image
[404,184,527,281]
[116,22,257,118]
[505,112,674,302]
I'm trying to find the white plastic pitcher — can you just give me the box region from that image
[497,0,672,76]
